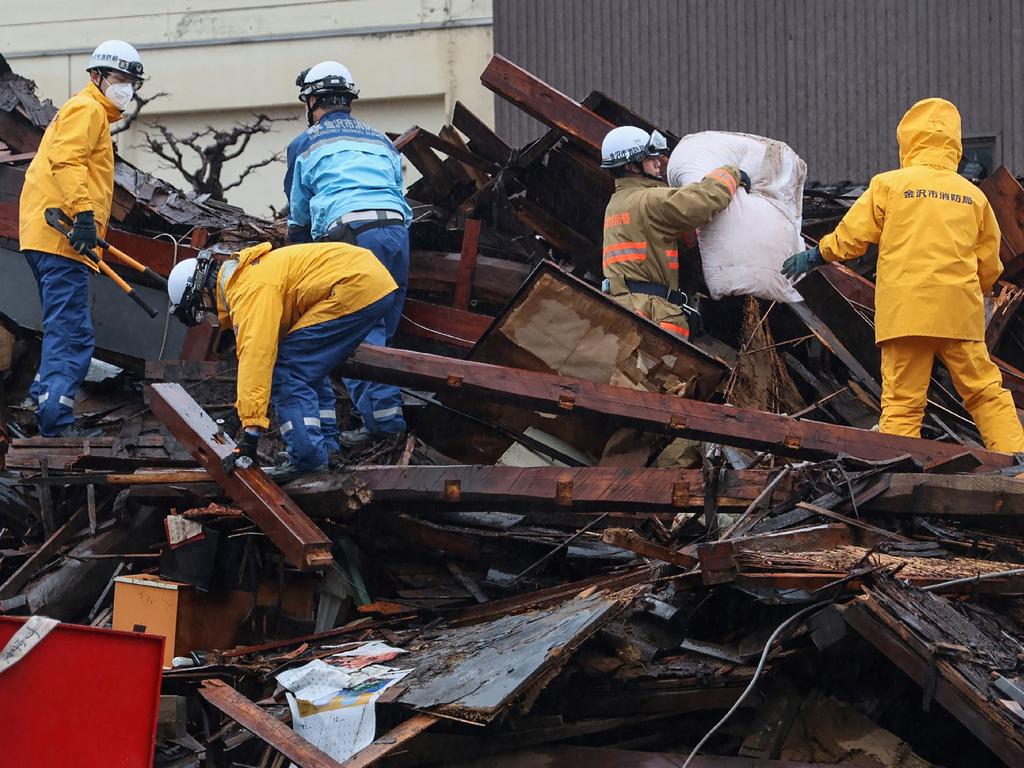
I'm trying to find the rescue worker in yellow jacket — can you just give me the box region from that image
[19,40,146,437]
[782,98,1024,453]
[600,126,749,338]
[167,241,398,477]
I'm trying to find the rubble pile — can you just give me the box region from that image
[3,53,1024,768]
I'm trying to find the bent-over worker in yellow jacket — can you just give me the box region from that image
[600,125,748,338]
[782,98,1024,452]
[167,241,398,477]
[19,41,146,438]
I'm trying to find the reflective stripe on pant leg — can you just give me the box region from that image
[938,338,1024,452]
[314,375,339,453]
[341,296,406,435]
[29,252,95,436]
[878,336,935,439]
[272,345,327,471]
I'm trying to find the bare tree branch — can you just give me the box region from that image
[136,115,285,202]
[222,150,285,192]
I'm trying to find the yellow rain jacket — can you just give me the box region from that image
[818,98,1002,343]
[19,82,122,269]
[217,242,398,430]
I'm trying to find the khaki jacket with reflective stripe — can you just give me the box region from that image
[602,169,740,291]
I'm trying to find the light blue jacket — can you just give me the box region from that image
[285,110,412,240]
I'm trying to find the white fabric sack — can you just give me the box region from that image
[667,131,806,303]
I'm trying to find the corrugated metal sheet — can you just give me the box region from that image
[494,0,1024,183]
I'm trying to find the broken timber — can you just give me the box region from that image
[287,466,793,513]
[198,679,345,768]
[148,382,333,571]
[340,345,1014,469]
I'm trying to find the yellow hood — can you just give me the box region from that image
[897,98,962,170]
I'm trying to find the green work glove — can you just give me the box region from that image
[781,246,824,280]
[70,210,98,254]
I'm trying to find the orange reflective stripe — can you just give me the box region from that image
[705,168,738,195]
[603,252,647,265]
[666,249,679,270]
[603,240,648,254]
[659,321,690,337]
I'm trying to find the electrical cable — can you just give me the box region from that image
[153,228,196,358]
[681,600,829,768]
[400,313,477,345]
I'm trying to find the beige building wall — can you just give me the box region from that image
[2,1,494,216]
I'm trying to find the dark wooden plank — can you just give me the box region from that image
[198,679,346,768]
[457,745,845,768]
[986,281,1024,351]
[408,250,530,306]
[339,714,438,768]
[454,219,482,311]
[0,506,87,599]
[452,100,512,165]
[339,345,1014,469]
[871,472,1024,516]
[148,383,333,571]
[601,527,699,568]
[843,597,1024,766]
[399,298,492,350]
[979,165,1024,278]
[312,466,792,509]
[479,54,614,156]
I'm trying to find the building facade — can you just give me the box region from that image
[494,0,1022,184]
[2,0,494,214]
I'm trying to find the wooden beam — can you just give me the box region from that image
[454,219,482,311]
[870,472,1024,516]
[843,599,1024,766]
[0,506,87,599]
[986,281,1024,351]
[198,679,346,768]
[338,714,438,768]
[147,382,333,571]
[288,466,794,511]
[979,165,1024,278]
[408,250,530,306]
[452,100,512,165]
[339,345,1014,469]
[399,298,491,350]
[601,528,699,568]
[480,54,614,156]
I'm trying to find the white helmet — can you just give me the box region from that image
[168,256,218,326]
[87,40,145,81]
[601,126,667,169]
[296,61,358,102]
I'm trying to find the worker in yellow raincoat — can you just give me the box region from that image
[782,98,1024,453]
[167,241,398,477]
[19,41,146,437]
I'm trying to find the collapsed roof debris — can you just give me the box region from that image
[2,52,1024,768]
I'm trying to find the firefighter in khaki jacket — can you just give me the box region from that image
[600,126,749,338]
[166,242,399,478]
[19,41,145,437]
[782,98,1024,453]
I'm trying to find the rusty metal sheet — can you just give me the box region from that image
[148,382,333,571]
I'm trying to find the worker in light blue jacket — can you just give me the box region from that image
[285,60,413,450]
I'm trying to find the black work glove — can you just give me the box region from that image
[287,224,313,244]
[738,170,752,194]
[781,246,825,280]
[69,210,98,254]
[222,430,259,474]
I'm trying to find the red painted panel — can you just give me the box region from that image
[0,617,164,768]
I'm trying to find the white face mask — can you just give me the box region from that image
[104,82,135,111]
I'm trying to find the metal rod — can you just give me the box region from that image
[922,568,1024,592]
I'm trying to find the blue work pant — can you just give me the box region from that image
[24,250,94,436]
[340,224,409,435]
[272,292,397,470]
